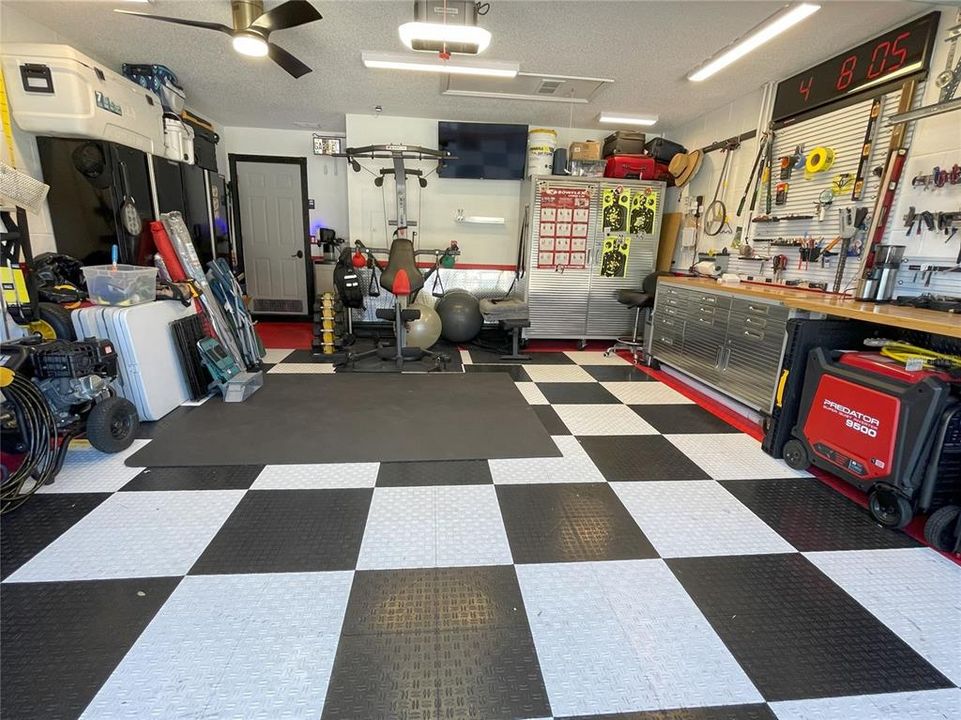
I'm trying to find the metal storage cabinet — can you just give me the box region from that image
[523,176,665,340]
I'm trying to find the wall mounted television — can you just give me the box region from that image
[437,122,529,180]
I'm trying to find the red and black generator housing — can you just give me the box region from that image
[784,348,960,538]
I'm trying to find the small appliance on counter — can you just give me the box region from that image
[854,244,905,302]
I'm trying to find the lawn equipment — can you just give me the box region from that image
[0,336,139,513]
[782,345,961,551]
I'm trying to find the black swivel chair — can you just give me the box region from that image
[605,271,670,362]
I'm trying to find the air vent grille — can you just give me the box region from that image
[536,79,565,95]
[253,298,305,314]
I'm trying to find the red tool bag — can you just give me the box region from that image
[604,155,669,180]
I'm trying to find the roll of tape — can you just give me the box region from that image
[805,147,835,174]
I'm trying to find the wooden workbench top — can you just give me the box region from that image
[661,276,961,339]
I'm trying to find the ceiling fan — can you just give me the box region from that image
[114,0,322,78]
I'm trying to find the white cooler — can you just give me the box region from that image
[1,43,164,154]
[71,301,195,421]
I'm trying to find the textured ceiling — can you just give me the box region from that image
[2,1,934,132]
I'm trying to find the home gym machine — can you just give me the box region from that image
[335,144,459,371]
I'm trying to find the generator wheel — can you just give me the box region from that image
[868,487,913,529]
[924,505,960,552]
[30,302,76,340]
[86,397,139,453]
[782,439,810,470]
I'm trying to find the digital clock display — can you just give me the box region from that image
[773,12,940,123]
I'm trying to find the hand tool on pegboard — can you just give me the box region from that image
[737,131,770,217]
[851,97,883,201]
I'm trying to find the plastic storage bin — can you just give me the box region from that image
[1,43,164,154]
[82,265,157,306]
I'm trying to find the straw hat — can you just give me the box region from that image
[669,150,703,187]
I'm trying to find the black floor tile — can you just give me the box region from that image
[630,404,741,434]
[342,566,529,635]
[561,704,777,719]
[579,435,711,481]
[0,577,179,720]
[667,554,952,701]
[120,465,264,492]
[376,460,493,487]
[470,349,574,364]
[1,493,110,580]
[582,364,656,381]
[322,628,550,720]
[282,348,332,363]
[538,382,620,404]
[721,479,920,552]
[189,489,371,574]
[533,405,571,435]
[497,483,657,563]
[327,566,549,720]
[464,363,531,381]
[135,405,195,439]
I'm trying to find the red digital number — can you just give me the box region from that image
[799,75,813,101]
[866,41,890,79]
[836,55,857,91]
[889,31,910,72]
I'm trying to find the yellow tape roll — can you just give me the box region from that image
[805,147,835,174]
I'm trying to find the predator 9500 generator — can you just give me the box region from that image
[783,347,960,551]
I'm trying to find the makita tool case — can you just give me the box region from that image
[783,348,960,534]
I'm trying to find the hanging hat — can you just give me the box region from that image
[670,150,703,188]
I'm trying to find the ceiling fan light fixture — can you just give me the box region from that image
[398,21,491,54]
[232,31,269,57]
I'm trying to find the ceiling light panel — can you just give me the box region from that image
[362,51,518,78]
[598,113,659,126]
[688,3,820,82]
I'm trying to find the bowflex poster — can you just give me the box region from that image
[537,184,591,269]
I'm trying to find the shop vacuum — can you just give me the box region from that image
[781,345,961,552]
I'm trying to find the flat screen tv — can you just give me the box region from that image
[438,122,529,180]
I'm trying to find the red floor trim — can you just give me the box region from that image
[256,322,313,350]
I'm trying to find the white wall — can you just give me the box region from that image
[345,113,611,266]
[220,127,349,239]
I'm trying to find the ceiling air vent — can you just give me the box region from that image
[536,79,566,96]
[443,72,613,104]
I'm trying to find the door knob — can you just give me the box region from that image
[292,250,304,259]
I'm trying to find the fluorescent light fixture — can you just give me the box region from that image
[688,3,820,82]
[399,22,491,54]
[598,113,658,126]
[362,51,518,78]
[233,33,269,57]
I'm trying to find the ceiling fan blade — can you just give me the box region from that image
[114,9,232,34]
[267,42,312,78]
[250,1,322,32]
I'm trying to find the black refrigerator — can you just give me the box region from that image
[151,156,214,269]
[37,137,154,266]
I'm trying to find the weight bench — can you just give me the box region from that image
[479,297,530,361]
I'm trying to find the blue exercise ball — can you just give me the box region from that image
[435,290,483,343]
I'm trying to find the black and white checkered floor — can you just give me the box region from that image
[2,350,959,720]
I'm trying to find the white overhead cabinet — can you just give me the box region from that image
[522,177,665,340]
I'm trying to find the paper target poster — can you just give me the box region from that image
[602,187,631,232]
[629,187,658,235]
[600,235,631,277]
[537,184,591,269]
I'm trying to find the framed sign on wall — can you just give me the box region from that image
[312,135,344,155]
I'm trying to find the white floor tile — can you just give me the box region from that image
[523,365,595,383]
[5,491,245,582]
[37,439,151,494]
[517,560,762,717]
[460,349,473,365]
[515,382,549,405]
[564,351,631,366]
[489,436,605,484]
[80,572,353,720]
[252,463,379,489]
[181,394,212,407]
[261,348,295,364]
[613,481,796,558]
[553,404,658,436]
[357,485,511,570]
[601,381,693,404]
[805,548,961,686]
[665,433,812,480]
[267,363,336,374]
[770,688,961,720]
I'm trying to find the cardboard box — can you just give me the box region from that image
[569,140,601,161]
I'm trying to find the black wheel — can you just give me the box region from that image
[86,396,139,453]
[32,302,75,340]
[868,487,913,529]
[924,505,961,552]
[782,438,810,470]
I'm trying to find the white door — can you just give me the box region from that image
[235,160,309,315]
